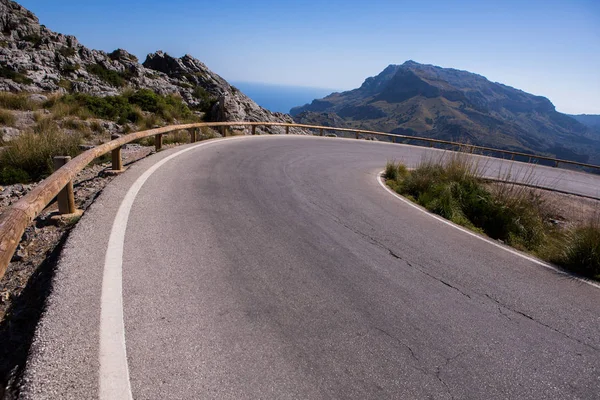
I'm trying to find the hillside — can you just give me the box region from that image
[292,62,600,164]
[569,114,600,133]
[0,0,301,137]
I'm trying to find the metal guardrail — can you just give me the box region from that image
[0,120,599,280]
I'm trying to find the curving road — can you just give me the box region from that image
[20,136,600,399]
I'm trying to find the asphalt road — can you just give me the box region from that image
[20,136,600,399]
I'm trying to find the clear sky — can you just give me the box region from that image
[18,0,600,114]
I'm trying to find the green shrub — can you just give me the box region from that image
[557,218,600,278]
[45,90,198,127]
[60,93,136,123]
[384,161,407,183]
[127,89,163,113]
[21,33,42,46]
[128,89,196,122]
[0,66,33,85]
[0,165,30,184]
[192,86,217,112]
[386,156,600,280]
[0,127,82,183]
[60,63,80,74]
[86,64,128,87]
[57,46,76,57]
[386,156,546,250]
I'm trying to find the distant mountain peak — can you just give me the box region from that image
[292,63,599,165]
[402,60,420,66]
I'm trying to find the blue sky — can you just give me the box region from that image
[19,0,600,114]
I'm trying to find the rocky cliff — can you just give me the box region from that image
[0,0,301,134]
[292,61,600,164]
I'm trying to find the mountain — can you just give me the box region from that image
[569,114,600,131]
[0,0,301,134]
[292,61,600,164]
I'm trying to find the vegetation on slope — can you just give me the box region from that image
[384,157,600,279]
[0,89,205,184]
[0,127,82,184]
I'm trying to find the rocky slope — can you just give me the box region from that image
[0,0,301,134]
[292,61,600,164]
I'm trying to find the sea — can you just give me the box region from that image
[231,82,340,114]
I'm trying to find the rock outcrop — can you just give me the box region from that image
[0,0,301,134]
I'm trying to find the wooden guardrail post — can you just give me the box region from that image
[286,126,289,134]
[111,134,124,172]
[320,128,324,137]
[355,132,359,139]
[53,156,76,215]
[189,128,197,143]
[252,126,256,135]
[155,133,163,151]
[219,96,226,137]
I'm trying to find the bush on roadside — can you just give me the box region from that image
[385,156,547,250]
[0,127,82,183]
[385,156,600,280]
[556,217,600,278]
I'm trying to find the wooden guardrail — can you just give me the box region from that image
[0,120,599,281]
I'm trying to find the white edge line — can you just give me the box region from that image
[376,171,600,290]
[99,137,246,400]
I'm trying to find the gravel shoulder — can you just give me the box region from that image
[0,143,153,398]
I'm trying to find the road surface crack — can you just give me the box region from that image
[434,351,464,400]
[372,326,438,378]
[373,326,420,364]
[401,259,472,300]
[331,217,473,301]
[374,325,463,399]
[484,294,599,352]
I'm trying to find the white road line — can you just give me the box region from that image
[99,137,247,400]
[376,172,600,290]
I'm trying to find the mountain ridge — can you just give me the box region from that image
[292,61,600,164]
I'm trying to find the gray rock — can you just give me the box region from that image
[11,244,26,262]
[1,126,20,142]
[0,0,308,139]
[28,93,47,103]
